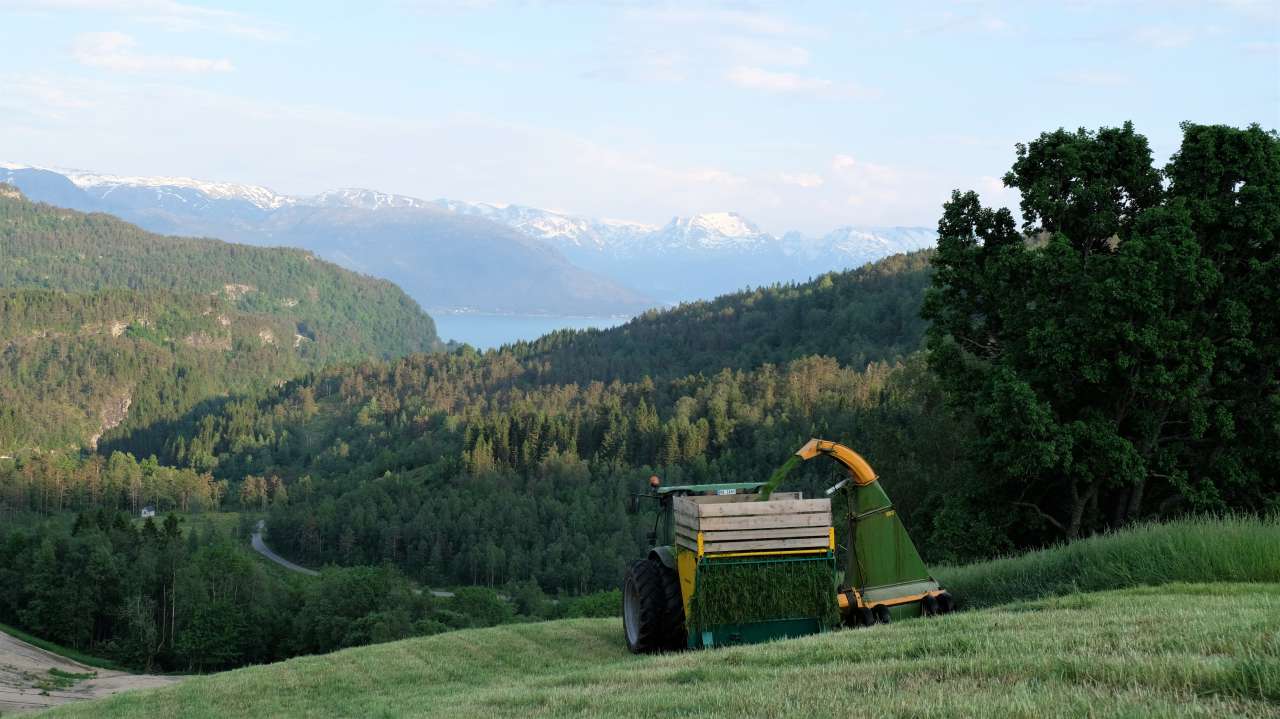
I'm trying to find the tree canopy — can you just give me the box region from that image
[922,122,1279,540]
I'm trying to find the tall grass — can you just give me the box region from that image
[935,516,1280,609]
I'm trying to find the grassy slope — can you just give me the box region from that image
[937,516,1280,609]
[45,518,1280,718]
[44,584,1279,718]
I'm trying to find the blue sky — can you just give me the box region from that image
[2,0,1277,234]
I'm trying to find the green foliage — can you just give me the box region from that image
[923,122,1279,543]
[0,450,221,515]
[687,557,838,633]
[509,250,933,385]
[553,589,620,619]
[0,514,560,673]
[936,516,1280,610]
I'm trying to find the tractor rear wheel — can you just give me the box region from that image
[872,604,892,624]
[854,606,875,627]
[922,594,939,616]
[622,557,685,653]
[936,592,955,614]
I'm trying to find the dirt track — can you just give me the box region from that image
[0,629,180,714]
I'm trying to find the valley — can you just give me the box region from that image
[0,39,1274,715]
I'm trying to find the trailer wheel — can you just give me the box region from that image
[872,604,892,624]
[935,592,955,614]
[622,557,685,653]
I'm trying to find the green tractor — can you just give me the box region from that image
[622,439,953,652]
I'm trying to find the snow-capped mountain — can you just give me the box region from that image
[431,199,656,251]
[2,161,937,308]
[431,198,936,301]
[59,167,294,210]
[0,164,654,317]
[304,188,433,211]
[647,212,772,252]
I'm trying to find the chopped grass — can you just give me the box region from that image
[0,621,125,672]
[935,516,1280,610]
[688,556,838,633]
[42,583,1280,718]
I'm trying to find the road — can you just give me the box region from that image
[251,520,319,576]
[249,521,456,597]
[0,630,180,714]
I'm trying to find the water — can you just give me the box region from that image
[432,314,627,350]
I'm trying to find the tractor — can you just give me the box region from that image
[622,438,953,652]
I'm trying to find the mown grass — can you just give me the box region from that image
[935,516,1280,610]
[0,621,125,672]
[42,583,1280,718]
[40,517,1280,717]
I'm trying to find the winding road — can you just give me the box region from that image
[249,521,460,597]
[251,520,319,576]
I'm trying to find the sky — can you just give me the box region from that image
[1,1,1277,235]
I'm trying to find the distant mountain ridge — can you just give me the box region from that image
[1,162,936,309]
[0,164,652,318]
[433,200,935,301]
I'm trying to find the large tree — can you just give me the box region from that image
[923,122,1278,541]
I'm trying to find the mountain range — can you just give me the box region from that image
[1,163,936,314]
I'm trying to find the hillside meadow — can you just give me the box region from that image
[44,517,1280,718]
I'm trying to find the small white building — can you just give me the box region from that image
[140,506,156,519]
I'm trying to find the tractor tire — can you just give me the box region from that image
[936,592,955,615]
[872,604,892,624]
[854,606,875,627]
[922,594,939,616]
[622,557,686,654]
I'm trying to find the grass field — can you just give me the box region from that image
[42,582,1280,718]
[32,518,1279,717]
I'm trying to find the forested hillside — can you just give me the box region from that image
[510,250,931,385]
[94,251,967,593]
[0,188,441,452]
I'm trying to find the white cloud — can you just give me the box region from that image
[907,11,1013,36]
[715,36,811,67]
[1132,25,1194,48]
[779,172,824,188]
[2,0,285,40]
[631,7,814,37]
[1056,70,1132,86]
[582,48,687,83]
[726,66,873,98]
[0,74,97,122]
[72,32,233,73]
[1241,40,1280,54]
[682,168,748,187]
[728,66,829,92]
[831,154,856,171]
